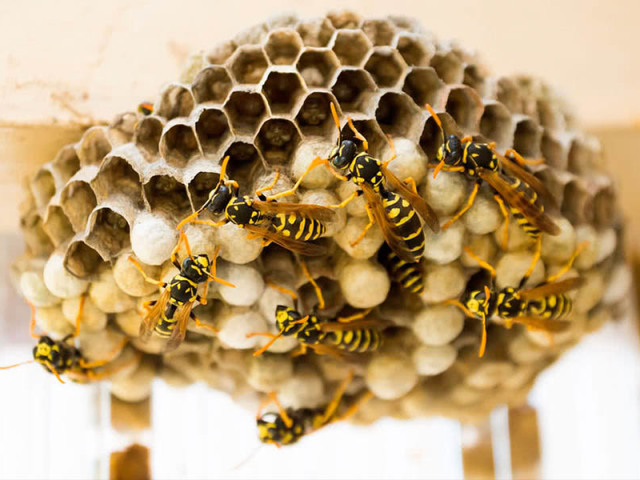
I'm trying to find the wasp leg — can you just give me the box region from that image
[300,260,325,310]
[28,302,39,339]
[504,148,545,166]
[84,351,143,381]
[266,157,343,201]
[128,257,167,288]
[545,241,589,283]
[191,310,219,334]
[327,189,362,210]
[192,219,228,228]
[265,282,298,301]
[247,331,285,357]
[291,344,308,357]
[350,201,376,247]
[381,134,397,169]
[206,245,235,288]
[403,177,418,195]
[493,194,510,250]
[336,308,373,323]
[520,236,542,289]
[79,337,129,369]
[255,170,281,200]
[44,360,66,384]
[441,181,480,230]
[333,391,373,423]
[71,295,86,338]
[321,370,354,424]
[346,118,369,152]
[260,392,294,428]
[142,300,157,312]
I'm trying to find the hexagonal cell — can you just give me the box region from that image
[159,121,201,168]
[430,51,464,84]
[192,66,233,104]
[76,127,111,167]
[91,156,144,207]
[331,29,372,66]
[256,119,301,165]
[513,118,542,158]
[108,111,138,147]
[31,168,55,209]
[463,65,486,93]
[194,107,232,155]
[51,146,81,185]
[188,171,220,211]
[362,19,397,46]
[264,29,303,65]
[261,71,305,115]
[496,77,523,114]
[341,119,387,158]
[134,115,163,155]
[541,132,566,170]
[43,206,74,247]
[206,40,237,65]
[65,240,105,279]
[156,84,195,120]
[222,141,264,185]
[228,46,269,84]
[295,91,339,137]
[326,11,362,29]
[568,139,595,175]
[375,92,423,138]
[364,48,407,88]
[21,213,54,257]
[296,18,335,47]
[593,187,616,229]
[87,207,131,258]
[402,67,444,108]
[395,33,434,67]
[331,68,377,114]
[561,181,592,225]
[420,111,461,159]
[296,49,339,88]
[444,87,484,132]
[479,102,514,149]
[224,90,268,136]
[143,175,191,217]
[60,180,98,233]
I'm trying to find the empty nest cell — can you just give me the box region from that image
[222,141,265,186]
[364,48,407,88]
[144,175,191,216]
[402,67,444,108]
[395,33,434,67]
[194,108,232,155]
[420,111,461,158]
[256,119,301,165]
[479,102,514,149]
[187,171,220,211]
[331,29,372,66]
[297,49,339,88]
[91,156,144,208]
[264,29,303,65]
[156,84,196,120]
[51,146,81,185]
[192,66,233,104]
[160,122,201,168]
[362,19,397,46]
[444,86,484,132]
[430,51,464,84]
[87,207,131,258]
[326,11,362,29]
[76,127,112,167]
[375,92,423,138]
[134,116,164,156]
[60,181,98,233]
[512,118,542,158]
[261,70,305,115]
[295,18,335,47]
[31,169,56,209]
[228,46,269,84]
[64,240,105,278]
[331,68,377,114]
[42,206,74,247]
[224,90,268,136]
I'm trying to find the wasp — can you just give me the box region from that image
[177,156,335,256]
[137,102,154,116]
[247,261,383,357]
[378,242,424,294]
[263,103,440,263]
[256,370,372,447]
[447,244,586,357]
[0,298,135,383]
[128,230,234,352]
[425,104,560,276]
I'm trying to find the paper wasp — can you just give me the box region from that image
[0,298,135,383]
[256,370,372,447]
[447,243,586,357]
[177,156,335,256]
[425,104,560,277]
[247,260,384,357]
[128,230,233,352]
[263,103,440,263]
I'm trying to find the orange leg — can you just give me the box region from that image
[128,257,166,288]
[334,391,373,423]
[404,177,418,195]
[328,190,360,210]
[255,170,281,198]
[266,282,298,301]
[28,302,38,339]
[443,299,477,319]
[520,236,542,288]
[545,241,589,283]
[442,181,480,230]
[381,134,397,169]
[71,295,86,338]
[337,308,373,323]
[463,246,497,278]
[192,219,227,228]
[206,245,236,288]
[300,260,325,310]
[321,370,354,423]
[350,202,376,247]
[44,360,65,384]
[266,157,344,201]
[192,313,219,334]
[247,331,284,357]
[460,136,474,143]
[504,148,545,166]
[79,337,129,369]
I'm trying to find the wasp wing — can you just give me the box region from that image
[510,316,572,333]
[252,200,336,222]
[139,289,171,342]
[518,276,584,300]
[164,302,194,353]
[243,224,327,256]
[318,319,385,332]
[496,153,557,206]
[381,166,440,233]
[479,169,561,235]
[360,185,418,263]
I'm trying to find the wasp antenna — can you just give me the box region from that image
[44,360,65,384]
[0,359,35,370]
[219,155,231,181]
[425,104,445,144]
[463,246,497,278]
[329,102,342,135]
[28,302,39,338]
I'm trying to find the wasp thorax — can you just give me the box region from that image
[496,288,525,318]
[207,184,235,214]
[182,255,211,282]
[330,140,358,169]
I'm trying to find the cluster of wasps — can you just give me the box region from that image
[3,99,585,448]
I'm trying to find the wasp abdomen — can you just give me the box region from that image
[325,328,382,353]
[272,214,326,241]
[382,192,425,261]
[526,295,572,320]
[378,245,424,293]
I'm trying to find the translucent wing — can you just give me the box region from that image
[381,166,440,233]
[251,200,336,222]
[496,153,557,206]
[360,184,418,263]
[318,319,384,332]
[243,224,327,256]
[139,289,171,342]
[510,316,572,333]
[479,169,561,235]
[165,302,194,353]
[518,276,584,300]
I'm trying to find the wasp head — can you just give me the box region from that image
[329,139,358,170]
[206,182,237,215]
[437,134,463,166]
[275,305,303,333]
[257,412,302,446]
[182,254,211,282]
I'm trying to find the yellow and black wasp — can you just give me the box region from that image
[177,156,335,256]
[129,230,234,352]
[247,261,384,357]
[0,298,135,383]
[425,104,560,276]
[447,244,586,357]
[256,370,372,447]
[137,102,154,116]
[264,103,440,263]
[378,242,424,294]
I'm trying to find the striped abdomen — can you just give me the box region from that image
[502,175,543,239]
[526,295,572,320]
[272,214,326,241]
[378,244,424,293]
[324,328,382,353]
[382,192,425,261]
[155,303,179,337]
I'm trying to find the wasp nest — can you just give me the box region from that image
[15,11,629,422]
